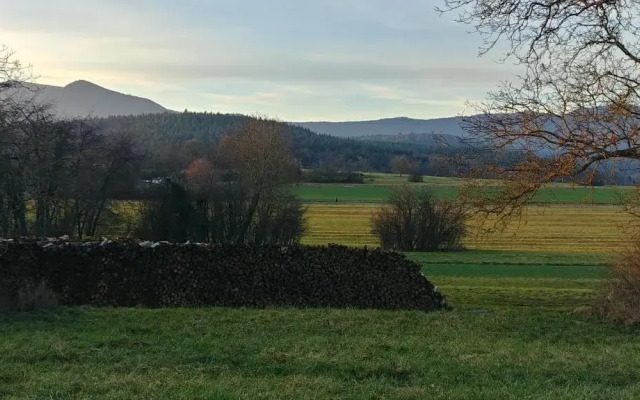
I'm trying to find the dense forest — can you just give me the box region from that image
[96,112,460,176]
[358,132,464,147]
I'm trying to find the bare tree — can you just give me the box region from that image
[391,155,423,182]
[67,127,141,238]
[439,1,640,223]
[391,155,411,176]
[0,44,35,103]
[372,185,468,251]
[220,116,298,244]
[2,110,140,238]
[0,45,141,238]
[0,46,41,237]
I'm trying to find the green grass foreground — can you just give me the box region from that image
[2,307,639,399]
[2,251,639,399]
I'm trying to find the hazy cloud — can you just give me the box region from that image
[0,0,518,120]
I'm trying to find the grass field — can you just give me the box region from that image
[414,250,609,309]
[293,173,632,204]
[5,306,640,399]
[293,184,630,204]
[303,204,633,253]
[2,250,635,399]
[4,173,639,398]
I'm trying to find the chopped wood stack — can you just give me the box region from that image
[0,239,447,311]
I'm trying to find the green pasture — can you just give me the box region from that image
[409,250,611,267]
[6,307,640,399]
[3,249,637,399]
[292,184,456,203]
[413,250,610,310]
[292,181,630,204]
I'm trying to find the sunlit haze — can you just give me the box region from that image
[0,0,519,121]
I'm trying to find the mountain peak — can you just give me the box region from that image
[64,80,104,90]
[24,80,170,118]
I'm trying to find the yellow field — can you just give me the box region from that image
[303,204,634,253]
[303,205,379,247]
[110,200,632,253]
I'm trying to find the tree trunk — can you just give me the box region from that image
[235,192,261,245]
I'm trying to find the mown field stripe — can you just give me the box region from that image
[293,183,632,205]
[422,263,608,279]
[303,204,631,253]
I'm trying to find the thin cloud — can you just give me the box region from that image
[0,0,516,120]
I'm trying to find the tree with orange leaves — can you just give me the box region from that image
[137,116,304,245]
[220,116,299,244]
[186,158,215,198]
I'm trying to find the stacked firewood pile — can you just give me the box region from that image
[0,238,447,311]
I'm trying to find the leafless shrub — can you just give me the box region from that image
[371,185,468,252]
[594,241,640,326]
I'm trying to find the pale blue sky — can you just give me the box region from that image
[0,0,518,121]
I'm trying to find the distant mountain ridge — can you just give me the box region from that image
[292,116,467,138]
[16,80,169,118]
[15,80,470,139]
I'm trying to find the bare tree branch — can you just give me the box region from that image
[439,1,640,224]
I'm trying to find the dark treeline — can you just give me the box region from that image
[97,111,441,175]
[96,111,515,182]
[0,100,142,239]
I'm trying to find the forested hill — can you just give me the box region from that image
[97,112,439,172]
[293,116,466,138]
[358,132,465,147]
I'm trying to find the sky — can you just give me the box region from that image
[0,0,519,121]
